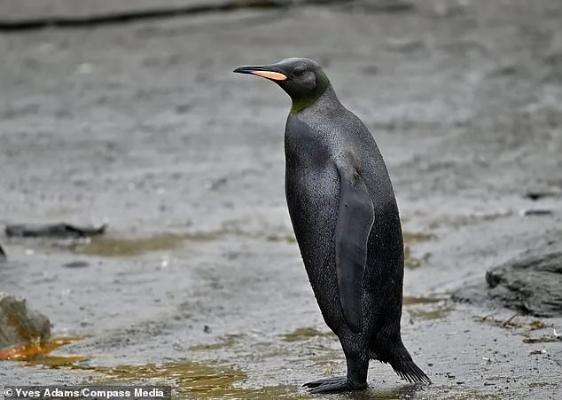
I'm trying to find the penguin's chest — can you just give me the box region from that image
[283,117,351,329]
[284,122,339,274]
[284,138,344,328]
[284,123,337,224]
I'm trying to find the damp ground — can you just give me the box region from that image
[1,0,561,399]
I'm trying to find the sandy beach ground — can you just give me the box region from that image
[1,0,561,398]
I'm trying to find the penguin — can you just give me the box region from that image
[234,58,430,393]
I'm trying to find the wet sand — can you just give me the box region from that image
[1,0,561,398]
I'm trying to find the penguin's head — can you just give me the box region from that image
[234,58,331,112]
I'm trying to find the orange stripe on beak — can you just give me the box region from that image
[251,71,287,81]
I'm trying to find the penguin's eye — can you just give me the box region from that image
[293,68,306,77]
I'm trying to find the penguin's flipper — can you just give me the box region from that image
[334,157,375,333]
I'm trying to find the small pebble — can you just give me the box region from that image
[62,261,90,268]
[521,209,553,216]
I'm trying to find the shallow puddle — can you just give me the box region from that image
[1,336,504,400]
[1,338,305,398]
[282,327,333,342]
[76,234,185,257]
[84,361,306,399]
[75,225,297,258]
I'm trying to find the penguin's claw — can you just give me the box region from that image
[303,377,367,393]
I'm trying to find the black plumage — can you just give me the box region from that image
[234,58,430,393]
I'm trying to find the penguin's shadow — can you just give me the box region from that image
[338,383,421,400]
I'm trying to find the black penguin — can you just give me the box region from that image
[234,58,430,393]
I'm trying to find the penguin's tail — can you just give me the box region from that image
[390,352,431,384]
[373,341,431,385]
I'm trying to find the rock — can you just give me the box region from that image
[524,189,561,201]
[352,0,414,13]
[453,250,562,317]
[0,293,51,349]
[485,251,562,317]
[62,261,90,268]
[5,223,107,239]
[520,209,553,216]
[0,243,6,261]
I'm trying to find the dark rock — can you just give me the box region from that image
[524,190,560,201]
[521,209,553,216]
[453,250,562,317]
[0,293,51,348]
[485,251,562,317]
[5,223,107,239]
[0,244,6,261]
[352,0,414,13]
[62,261,90,268]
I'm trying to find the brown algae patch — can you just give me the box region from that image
[282,327,333,342]
[76,224,297,258]
[403,296,445,306]
[189,334,241,351]
[403,232,434,269]
[85,361,306,399]
[76,234,184,257]
[404,295,454,321]
[407,301,454,321]
[266,234,297,244]
[2,339,304,398]
[185,219,297,244]
[0,336,87,367]
[428,210,512,229]
[477,314,550,334]
[403,232,435,243]
[404,246,423,269]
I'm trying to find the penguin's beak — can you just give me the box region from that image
[233,65,288,81]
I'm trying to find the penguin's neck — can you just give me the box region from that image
[290,85,340,115]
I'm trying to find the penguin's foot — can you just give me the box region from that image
[303,376,367,393]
